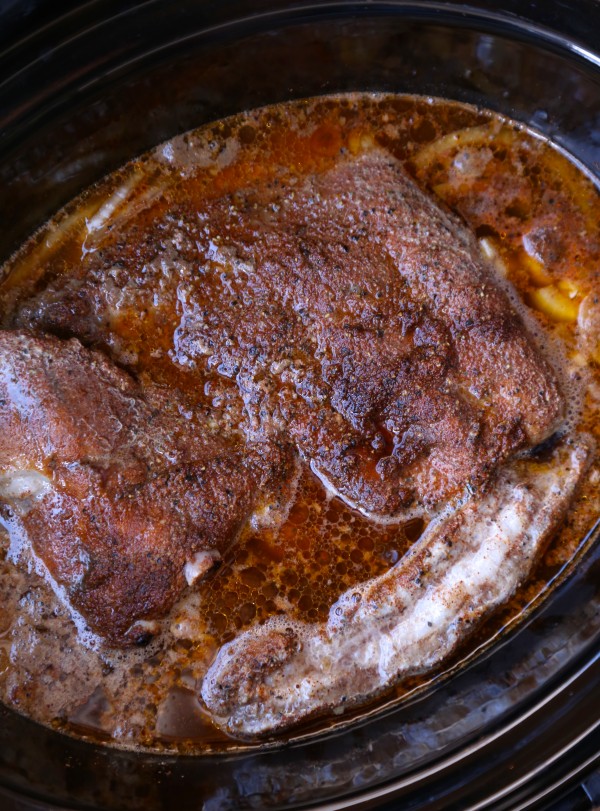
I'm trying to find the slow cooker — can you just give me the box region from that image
[1,1,600,808]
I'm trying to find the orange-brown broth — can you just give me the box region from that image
[0,94,599,752]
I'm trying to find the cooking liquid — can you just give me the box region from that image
[0,94,599,751]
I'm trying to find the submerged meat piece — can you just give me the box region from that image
[15,149,564,519]
[0,330,289,645]
[202,436,592,738]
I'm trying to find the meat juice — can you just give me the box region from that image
[0,93,599,750]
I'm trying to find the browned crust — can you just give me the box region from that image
[15,150,564,517]
[0,331,290,644]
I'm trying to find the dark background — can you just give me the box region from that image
[2,0,600,64]
[2,2,600,809]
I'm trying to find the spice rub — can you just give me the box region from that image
[0,94,598,750]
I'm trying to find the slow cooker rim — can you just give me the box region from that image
[2,2,600,809]
[2,1,600,135]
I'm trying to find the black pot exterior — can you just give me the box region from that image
[1,2,600,809]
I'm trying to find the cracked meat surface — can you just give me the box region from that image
[15,149,564,518]
[202,437,591,738]
[0,331,290,645]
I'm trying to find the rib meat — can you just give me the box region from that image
[14,148,564,519]
[0,331,290,645]
[201,437,591,738]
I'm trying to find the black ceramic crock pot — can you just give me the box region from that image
[1,2,600,809]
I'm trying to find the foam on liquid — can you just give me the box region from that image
[0,93,599,751]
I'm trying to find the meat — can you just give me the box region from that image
[0,331,289,645]
[14,148,564,520]
[0,145,573,702]
[201,436,592,738]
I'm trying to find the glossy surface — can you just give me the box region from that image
[1,2,600,809]
[0,92,599,755]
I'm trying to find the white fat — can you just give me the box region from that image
[577,293,600,364]
[522,232,542,261]
[250,459,301,531]
[85,174,142,236]
[127,619,161,636]
[309,460,428,525]
[203,439,592,737]
[479,238,507,277]
[0,470,52,515]
[184,550,221,586]
[496,502,525,540]
[153,129,240,176]
[450,146,493,181]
